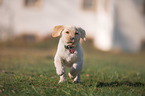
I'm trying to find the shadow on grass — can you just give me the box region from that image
[96,81,144,87]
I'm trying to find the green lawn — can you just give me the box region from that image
[0,39,145,96]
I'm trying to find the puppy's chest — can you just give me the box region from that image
[63,51,78,64]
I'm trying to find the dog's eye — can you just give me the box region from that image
[66,31,69,34]
[75,32,79,35]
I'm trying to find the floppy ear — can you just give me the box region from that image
[52,25,64,37]
[77,27,86,41]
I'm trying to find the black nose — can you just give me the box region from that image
[70,37,74,40]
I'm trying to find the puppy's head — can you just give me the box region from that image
[52,25,86,47]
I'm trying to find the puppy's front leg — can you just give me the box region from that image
[54,58,65,75]
[58,73,66,84]
[54,59,66,83]
[69,63,83,83]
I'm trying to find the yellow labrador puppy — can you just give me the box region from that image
[52,25,86,84]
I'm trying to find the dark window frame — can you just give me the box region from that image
[82,0,97,11]
[0,0,2,6]
[24,0,41,8]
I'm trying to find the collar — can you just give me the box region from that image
[64,45,75,54]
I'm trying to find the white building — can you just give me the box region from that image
[0,0,145,52]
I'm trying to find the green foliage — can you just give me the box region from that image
[0,39,145,96]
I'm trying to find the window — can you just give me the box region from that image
[104,0,109,13]
[141,40,145,50]
[24,0,41,7]
[0,0,2,6]
[82,0,96,11]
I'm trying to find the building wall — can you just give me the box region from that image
[0,0,96,38]
[0,0,145,52]
[93,0,145,52]
[94,0,114,51]
[113,0,145,52]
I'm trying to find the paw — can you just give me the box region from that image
[68,73,74,79]
[58,79,67,84]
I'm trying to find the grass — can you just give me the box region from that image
[0,38,145,96]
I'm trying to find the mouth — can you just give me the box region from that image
[67,42,74,45]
